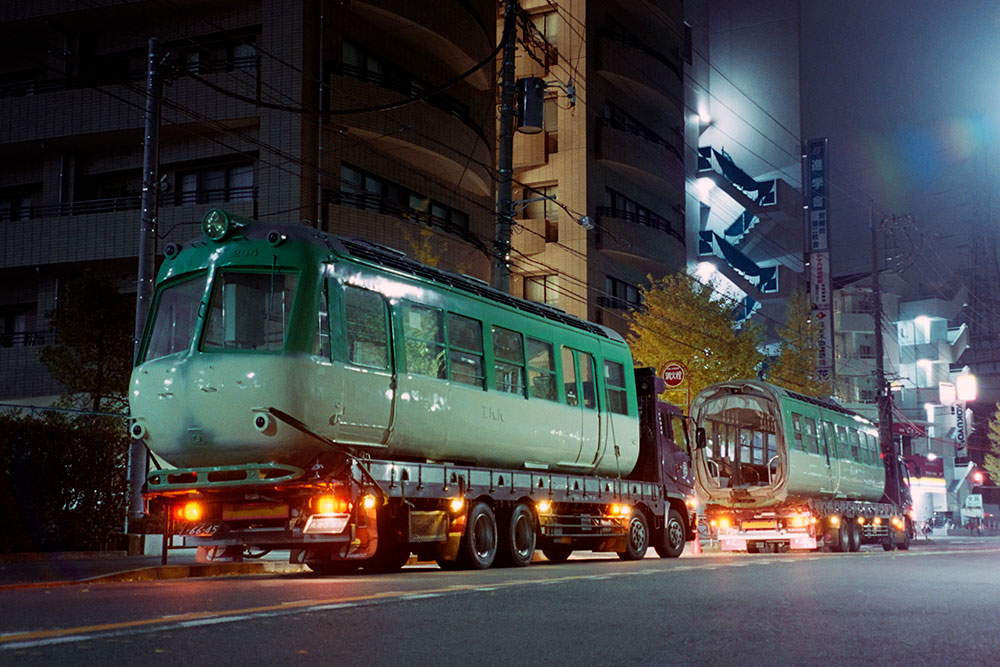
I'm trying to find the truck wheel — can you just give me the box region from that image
[896,519,912,551]
[457,501,497,569]
[542,544,572,563]
[497,503,536,567]
[848,520,861,552]
[618,509,649,560]
[882,537,896,551]
[654,508,686,558]
[832,520,850,553]
[363,505,411,573]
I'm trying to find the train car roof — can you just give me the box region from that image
[167,214,623,344]
[696,379,870,422]
[335,236,623,343]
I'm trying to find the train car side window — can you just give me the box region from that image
[402,301,446,378]
[849,428,862,462]
[603,360,628,415]
[446,313,484,387]
[791,412,804,451]
[802,416,819,454]
[579,352,597,409]
[493,326,525,395]
[526,337,557,401]
[835,424,849,460]
[863,431,877,466]
[343,286,388,369]
[561,347,578,406]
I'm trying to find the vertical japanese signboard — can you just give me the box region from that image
[807,138,834,381]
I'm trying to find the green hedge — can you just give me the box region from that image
[0,411,129,552]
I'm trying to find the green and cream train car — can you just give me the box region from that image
[128,210,696,570]
[690,380,912,552]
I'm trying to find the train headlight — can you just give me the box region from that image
[201,209,250,242]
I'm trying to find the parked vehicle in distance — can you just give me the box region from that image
[129,209,696,572]
[689,380,913,553]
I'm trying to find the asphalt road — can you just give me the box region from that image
[2,538,999,666]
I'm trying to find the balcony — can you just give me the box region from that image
[596,121,683,198]
[835,310,875,333]
[595,207,684,266]
[347,0,494,91]
[330,73,492,197]
[1,188,257,269]
[597,32,682,113]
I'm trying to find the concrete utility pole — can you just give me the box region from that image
[128,36,163,526]
[871,209,898,504]
[493,0,518,292]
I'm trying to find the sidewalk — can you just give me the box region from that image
[0,549,306,589]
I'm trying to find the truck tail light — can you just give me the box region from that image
[180,501,203,522]
[314,494,350,515]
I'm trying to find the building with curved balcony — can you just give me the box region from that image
[0,0,496,405]
[506,0,687,334]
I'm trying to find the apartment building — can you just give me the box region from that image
[0,0,497,403]
[506,0,688,333]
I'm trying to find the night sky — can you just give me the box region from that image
[800,1,1000,277]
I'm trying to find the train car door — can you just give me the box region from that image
[561,347,600,466]
[819,417,841,494]
[329,283,395,445]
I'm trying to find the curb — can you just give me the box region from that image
[0,561,308,591]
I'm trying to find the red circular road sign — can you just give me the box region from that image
[659,361,686,388]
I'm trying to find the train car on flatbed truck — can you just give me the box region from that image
[689,380,913,553]
[129,209,696,572]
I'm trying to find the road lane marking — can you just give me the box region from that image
[4,546,999,650]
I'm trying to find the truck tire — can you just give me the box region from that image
[457,501,498,569]
[617,509,649,561]
[896,519,912,551]
[848,520,861,552]
[654,508,686,558]
[542,544,572,563]
[832,520,850,553]
[497,503,536,567]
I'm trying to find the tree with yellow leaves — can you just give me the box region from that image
[625,273,764,409]
[765,287,833,397]
[983,402,1000,484]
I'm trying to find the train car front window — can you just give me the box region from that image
[202,271,298,352]
[143,273,207,361]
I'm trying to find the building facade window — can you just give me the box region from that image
[0,192,34,222]
[600,188,680,242]
[524,274,559,307]
[603,275,640,310]
[338,164,470,233]
[176,163,254,206]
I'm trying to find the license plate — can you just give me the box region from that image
[222,503,289,520]
[742,520,777,530]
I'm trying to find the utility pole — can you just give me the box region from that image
[128,36,163,526]
[871,208,898,504]
[493,0,518,292]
